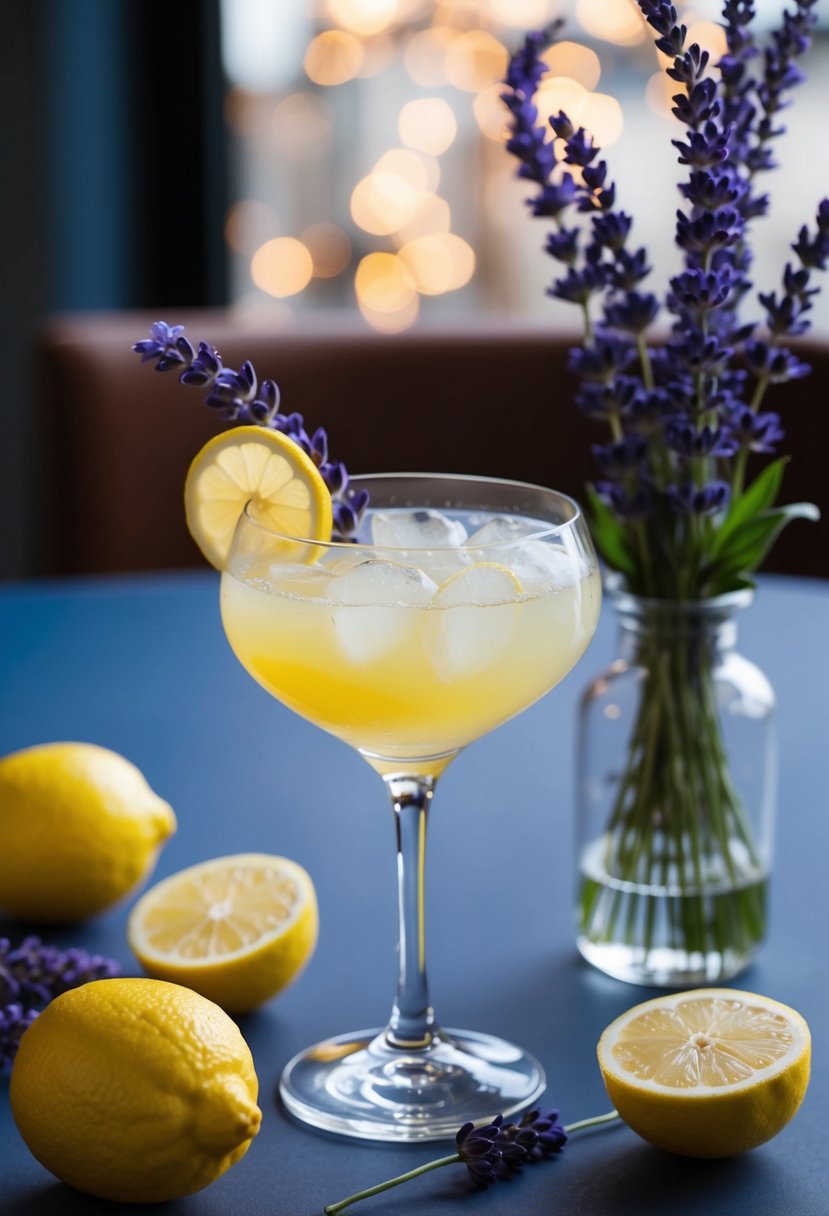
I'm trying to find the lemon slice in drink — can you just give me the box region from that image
[597,988,811,1158]
[128,853,319,1013]
[184,425,333,569]
[434,561,522,605]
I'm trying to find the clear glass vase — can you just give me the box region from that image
[575,577,776,987]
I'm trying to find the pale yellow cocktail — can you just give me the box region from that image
[221,506,600,774]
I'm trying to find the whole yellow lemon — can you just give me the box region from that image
[0,742,176,922]
[10,978,261,1202]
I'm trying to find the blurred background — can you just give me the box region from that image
[2,0,828,579]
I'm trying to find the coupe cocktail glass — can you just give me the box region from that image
[220,473,601,1141]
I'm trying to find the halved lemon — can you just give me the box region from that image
[128,853,319,1013]
[184,426,333,569]
[597,988,811,1158]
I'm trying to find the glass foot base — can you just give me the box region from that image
[279,1026,545,1142]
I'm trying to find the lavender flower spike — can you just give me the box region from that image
[132,323,368,540]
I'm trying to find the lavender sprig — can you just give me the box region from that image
[132,322,368,540]
[0,937,120,1071]
[324,1109,619,1214]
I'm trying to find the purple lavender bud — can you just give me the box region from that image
[668,480,730,515]
[670,269,735,314]
[676,207,742,254]
[567,333,636,382]
[597,479,655,519]
[745,339,810,382]
[610,247,651,290]
[310,427,328,467]
[603,291,660,334]
[455,1121,503,1186]
[665,422,739,458]
[549,110,575,141]
[545,227,580,264]
[672,121,731,168]
[726,404,785,453]
[530,176,579,218]
[549,264,607,305]
[0,1004,38,1072]
[518,1108,568,1157]
[593,434,649,476]
[321,460,348,496]
[592,211,632,251]
[561,127,599,168]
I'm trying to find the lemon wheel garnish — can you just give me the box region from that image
[128,853,319,1013]
[184,425,333,570]
[597,988,811,1158]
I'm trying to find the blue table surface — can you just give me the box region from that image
[0,571,827,1216]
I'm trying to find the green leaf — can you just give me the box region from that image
[585,486,636,578]
[705,501,820,593]
[709,458,788,559]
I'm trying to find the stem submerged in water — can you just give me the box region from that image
[577,599,768,977]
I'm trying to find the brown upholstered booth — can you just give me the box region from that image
[34,311,829,578]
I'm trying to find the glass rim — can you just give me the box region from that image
[240,471,586,553]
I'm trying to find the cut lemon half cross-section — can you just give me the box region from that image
[184,426,333,569]
[597,988,811,1158]
[128,853,319,1013]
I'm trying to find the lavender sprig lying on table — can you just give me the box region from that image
[132,322,368,540]
[324,1109,619,1213]
[0,937,119,1071]
[503,2,824,599]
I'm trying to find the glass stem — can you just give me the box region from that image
[384,774,437,1050]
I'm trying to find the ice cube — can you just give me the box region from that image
[466,517,580,592]
[502,542,582,592]
[371,508,468,549]
[465,516,546,547]
[329,559,438,663]
[428,563,521,680]
[266,562,332,598]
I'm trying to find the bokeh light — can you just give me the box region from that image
[444,30,508,93]
[250,238,314,298]
[646,69,678,120]
[374,147,440,193]
[473,82,510,142]
[398,98,458,156]
[355,252,420,332]
[486,0,554,26]
[326,0,399,37]
[271,93,332,159]
[350,172,419,235]
[403,26,458,87]
[580,92,625,149]
[300,223,352,279]
[304,30,365,86]
[394,192,452,243]
[398,233,476,295]
[225,200,280,255]
[575,0,646,46]
[542,41,601,91]
[686,20,729,59]
[535,76,589,126]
